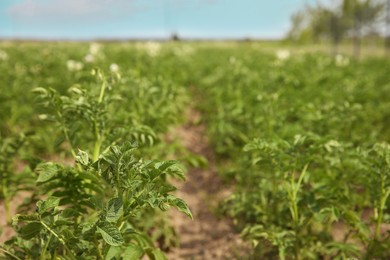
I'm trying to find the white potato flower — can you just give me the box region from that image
[136,41,162,57]
[110,63,119,73]
[173,45,195,57]
[67,60,84,71]
[89,43,101,55]
[335,54,349,67]
[276,49,290,61]
[229,56,236,64]
[84,53,95,63]
[0,50,9,61]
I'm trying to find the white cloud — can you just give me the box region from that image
[6,0,219,26]
[7,0,139,23]
[7,0,218,18]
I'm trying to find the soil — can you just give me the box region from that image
[0,192,27,244]
[166,108,250,260]
[0,202,14,244]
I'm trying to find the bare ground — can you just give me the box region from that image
[0,192,27,244]
[166,108,250,260]
[0,202,14,244]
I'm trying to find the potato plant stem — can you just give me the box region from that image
[290,171,300,260]
[290,173,298,224]
[93,236,104,260]
[288,164,308,260]
[0,247,23,260]
[40,234,52,260]
[98,80,106,104]
[93,132,102,162]
[1,176,11,223]
[93,79,107,162]
[375,176,390,240]
[40,221,76,260]
[63,127,77,159]
[56,111,77,159]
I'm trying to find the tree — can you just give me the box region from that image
[287,10,309,42]
[386,0,390,53]
[342,0,385,57]
[287,3,347,53]
[312,6,346,54]
[286,0,386,57]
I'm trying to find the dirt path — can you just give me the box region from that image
[0,192,26,244]
[167,109,249,260]
[0,202,13,244]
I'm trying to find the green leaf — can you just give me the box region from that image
[97,221,124,246]
[18,222,42,239]
[105,246,122,260]
[55,220,74,226]
[150,249,167,260]
[76,149,90,166]
[60,208,80,218]
[243,143,258,152]
[326,242,360,256]
[170,197,193,219]
[37,197,61,214]
[155,160,178,172]
[79,171,102,184]
[106,198,124,223]
[131,232,154,248]
[123,243,144,260]
[83,182,105,194]
[343,210,370,240]
[31,87,48,95]
[110,145,121,158]
[87,196,105,210]
[12,214,40,226]
[184,155,208,168]
[36,162,60,183]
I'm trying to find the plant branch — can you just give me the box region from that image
[0,247,23,260]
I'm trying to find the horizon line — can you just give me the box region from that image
[0,36,285,42]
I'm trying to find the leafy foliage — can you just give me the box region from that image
[194,49,390,258]
[1,41,390,259]
[1,59,192,259]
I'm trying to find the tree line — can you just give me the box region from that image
[287,0,390,57]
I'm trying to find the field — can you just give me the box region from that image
[0,41,389,259]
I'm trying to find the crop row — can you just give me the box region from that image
[192,48,390,258]
[0,42,194,259]
[1,42,389,259]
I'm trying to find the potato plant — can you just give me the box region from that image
[193,50,390,258]
[232,137,390,259]
[1,42,390,259]
[0,134,33,224]
[0,69,191,259]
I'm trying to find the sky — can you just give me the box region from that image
[0,0,318,40]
